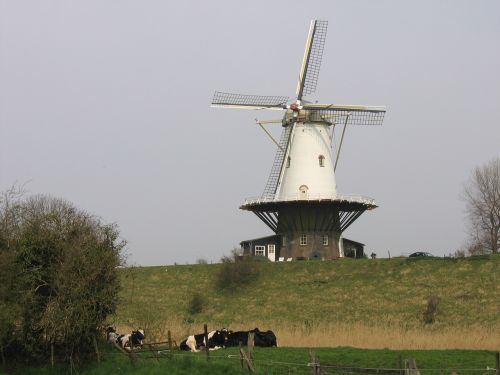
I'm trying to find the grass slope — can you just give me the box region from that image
[115,256,500,349]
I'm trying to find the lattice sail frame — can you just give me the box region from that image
[296,20,328,100]
[312,109,385,126]
[212,91,288,109]
[262,122,293,199]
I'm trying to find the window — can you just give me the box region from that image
[300,234,307,246]
[286,156,291,168]
[268,244,275,254]
[318,155,325,167]
[322,235,328,246]
[255,246,265,256]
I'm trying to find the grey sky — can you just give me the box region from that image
[1,1,499,265]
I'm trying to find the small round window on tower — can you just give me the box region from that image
[299,185,309,196]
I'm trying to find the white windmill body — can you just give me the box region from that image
[276,121,337,201]
[212,20,386,261]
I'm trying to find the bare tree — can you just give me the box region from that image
[0,183,27,249]
[463,157,500,254]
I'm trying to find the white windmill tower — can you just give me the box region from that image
[212,20,386,260]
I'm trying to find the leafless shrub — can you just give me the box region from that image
[187,292,204,315]
[216,249,260,292]
[422,295,439,324]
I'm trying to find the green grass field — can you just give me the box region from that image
[3,346,498,375]
[114,255,500,349]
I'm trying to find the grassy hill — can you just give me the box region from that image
[114,255,500,350]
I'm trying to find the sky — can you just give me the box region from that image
[1,1,499,265]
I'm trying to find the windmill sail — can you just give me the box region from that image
[262,124,293,199]
[296,20,328,100]
[302,103,386,126]
[260,20,329,199]
[211,91,288,110]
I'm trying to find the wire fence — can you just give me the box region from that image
[106,326,500,375]
[108,343,500,375]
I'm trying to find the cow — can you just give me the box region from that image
[226,328,277,348]
[106,326,119,344]
[253,328,277,347]
[225,330,250,347]
[179,329,229,352]
[117,329,145,351]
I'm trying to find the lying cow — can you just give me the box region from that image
[226,328,277,347]
[179,329,229,352]
[225,330,250,347]
[106,326,119,344]
[117,329,145,351]
[253,328,277,347]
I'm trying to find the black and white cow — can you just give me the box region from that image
[179,329,229,352]
[226,328,277,347]
[117,329,145,351]
[106,326,119,344]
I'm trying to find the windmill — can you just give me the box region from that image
[211,20,386,260]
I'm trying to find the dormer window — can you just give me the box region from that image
[286,156,291,168]
[318,155,325,167]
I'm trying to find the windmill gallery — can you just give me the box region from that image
[212,20,386,262]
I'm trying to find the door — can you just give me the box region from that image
[267,244,275,262]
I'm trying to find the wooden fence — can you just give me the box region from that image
[110,325,500,375]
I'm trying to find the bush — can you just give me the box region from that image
[216,250,260,292]
[422,295,439,324]
[187,292,204,315]
[0,192,125,367]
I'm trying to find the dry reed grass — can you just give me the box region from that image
[273,323,500,350]
[115,318,500,350]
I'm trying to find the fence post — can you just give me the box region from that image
[50,342,54,369]
[495,352,499,375]
[203,324,210,362]
[147,344,160,363]
[404,358,420,375]
[93,336,100,365]
[309,350,320,375]
[239,341,244,369]
[239,345,255,373]
[113,342,138,367]
[248,332,254,365]
[0,343,5,368]
[167,330,173,359]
